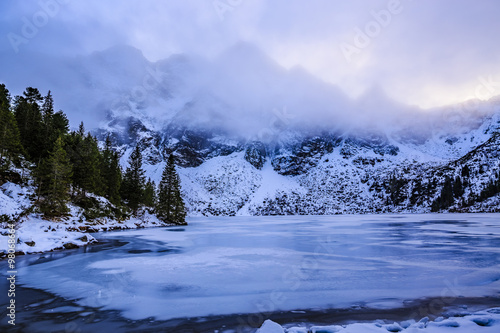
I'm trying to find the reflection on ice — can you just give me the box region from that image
[16,214,500,320]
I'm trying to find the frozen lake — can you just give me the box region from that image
[3,214,500,331]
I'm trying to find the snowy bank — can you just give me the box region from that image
[0,210,167,256]
[258,307,500,332]
[0,182,170,256]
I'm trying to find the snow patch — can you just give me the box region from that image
[257,308,500,332]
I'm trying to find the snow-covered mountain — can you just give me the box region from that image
[3,44,500,216]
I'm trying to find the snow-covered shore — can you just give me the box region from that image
[0,182,169,256]
[257,307,500,332]
[0,211,168,256]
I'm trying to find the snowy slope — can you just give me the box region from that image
[109,95,500,217]
[0,182,31,218]
[140,105,497,216]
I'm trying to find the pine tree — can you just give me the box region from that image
[452,176,464,198]
[107,151,122,204]
[79,133,101,194]
[42,91,54,127]
[171,168,186,223]
[40,90,68,156]
[52,110,69,135]
[431,176,455,211]
[157,155,186,224]
[41,91,54,158]
[121,144,146,213]
[100,136,122,205]
[14,87,44,162]
[387,173,405,205]
[441,177,454,208]
[35,137,73,217]
[64,129,84,195]
[0,84,24,170]
[65,126,101,196]
[78,121,85,137]
[410,178,423,205]
[143,178,157,208]
[430,198,440,212]
[479,171,500,201]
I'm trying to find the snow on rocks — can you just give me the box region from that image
[0,182,31,218]
[257,308,500,332]
[0,209,168,256]
[0,181,170,256]
[257,319,285,333]
[286,328,309,333]
[9,216,97,253]
[181,152,262,216]
[310,325,342,332]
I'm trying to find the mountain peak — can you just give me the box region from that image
[96,44,145,56]
[216,41,279,70]
[89,44,149,67]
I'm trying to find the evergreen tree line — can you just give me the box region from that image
[385,173,406,206]
[409,178,435,206]
[0,84,185,224]
[478,171,500,202]
[430,176,464,212]
[430,164,500,212]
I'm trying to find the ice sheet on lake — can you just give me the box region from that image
[15,214,500,321]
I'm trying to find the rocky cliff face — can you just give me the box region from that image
[97,102,500,216]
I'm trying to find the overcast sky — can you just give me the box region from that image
[1,0,499,109]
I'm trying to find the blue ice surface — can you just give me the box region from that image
[14,213,500,321]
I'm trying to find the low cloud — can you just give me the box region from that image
[1,0,499,131]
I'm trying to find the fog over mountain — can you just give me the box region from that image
[2,42,497,143]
